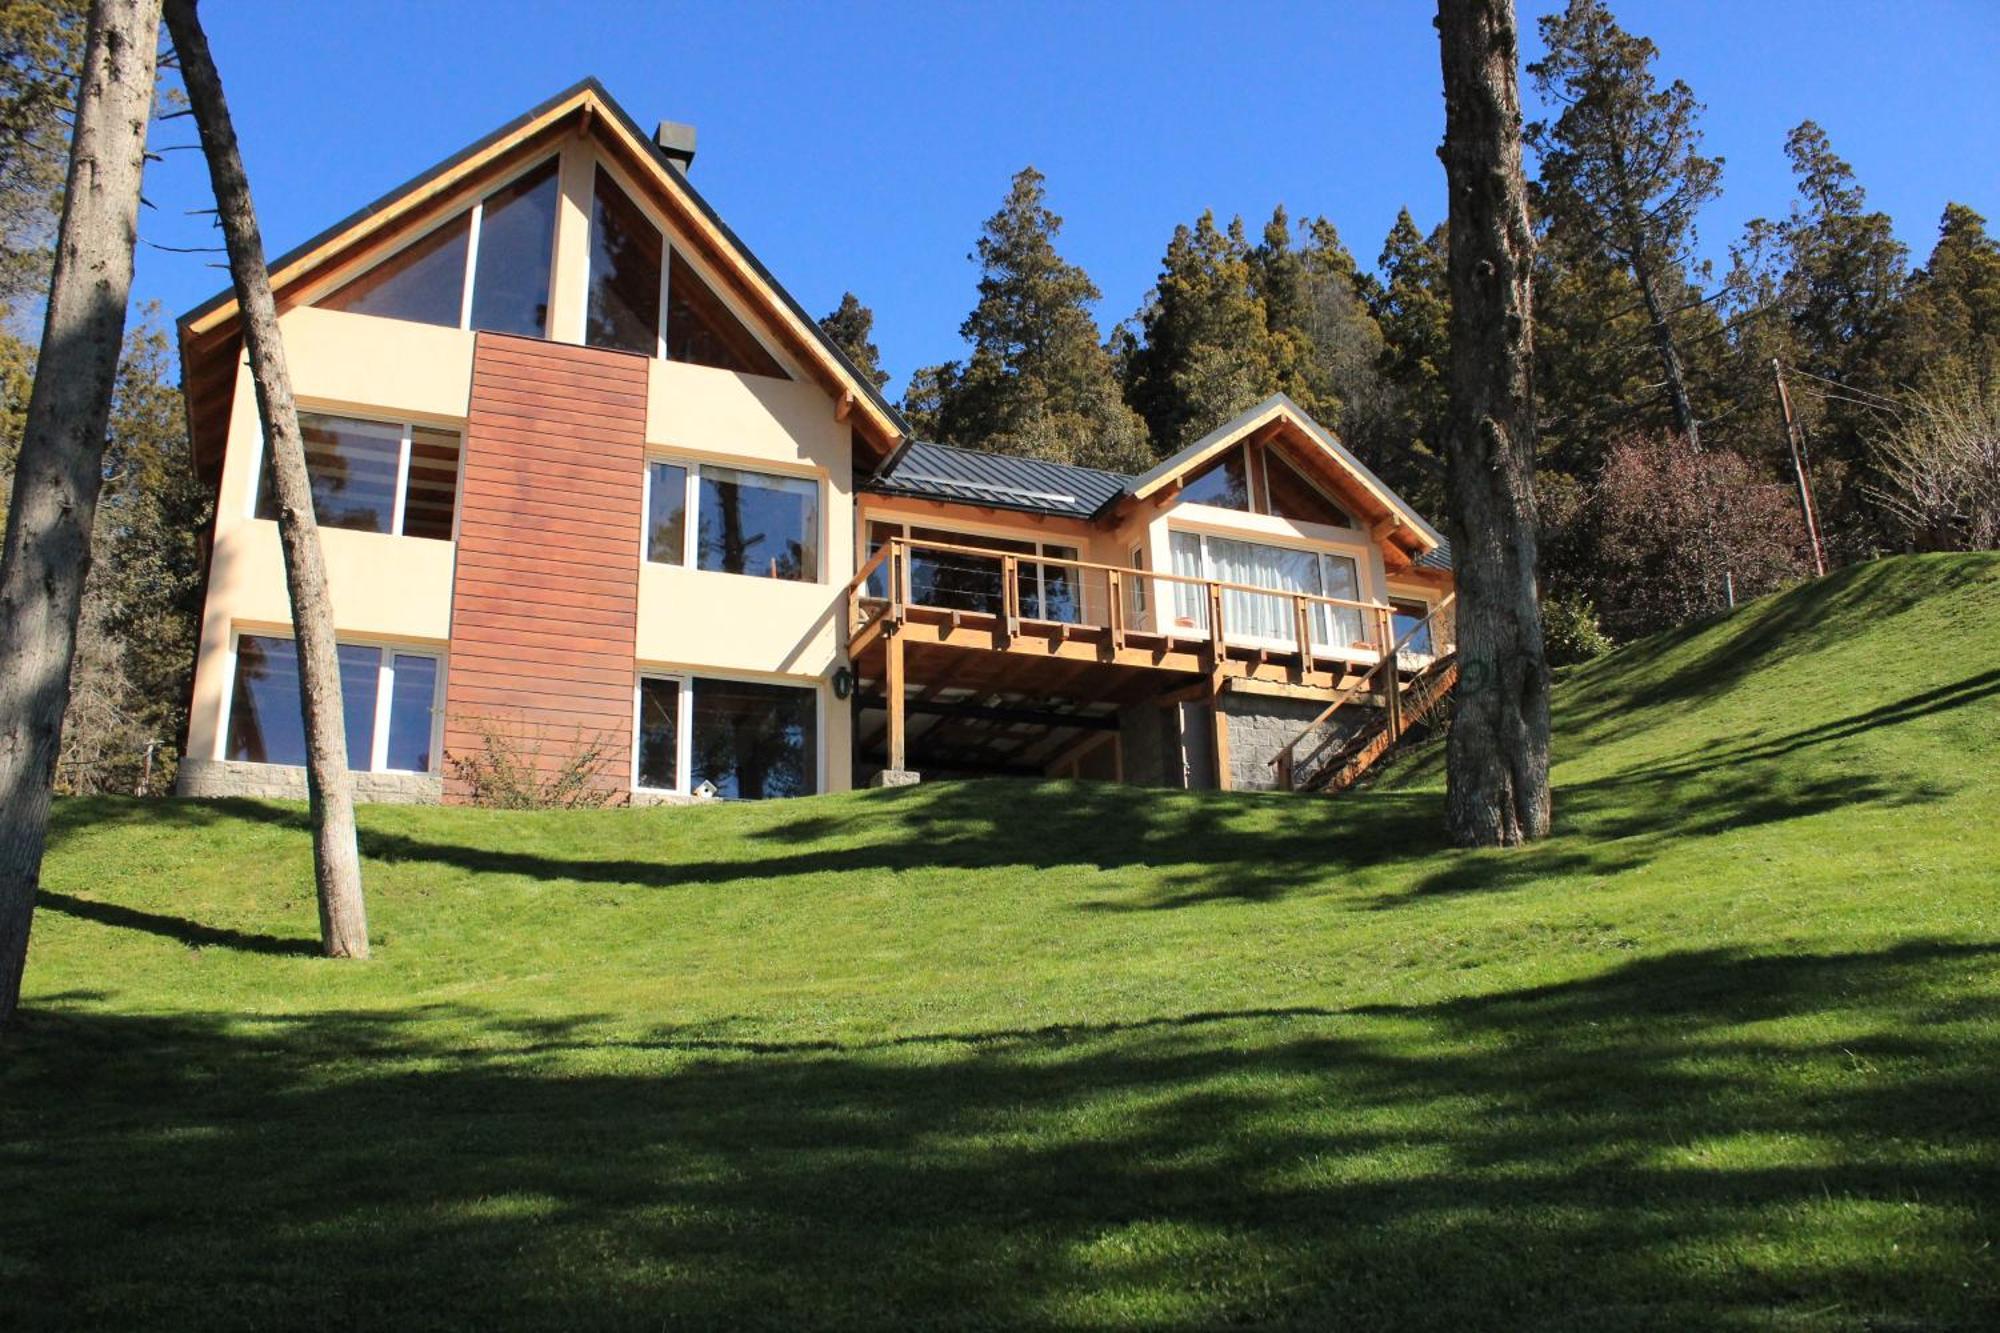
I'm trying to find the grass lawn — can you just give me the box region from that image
[4,552,1998,1329]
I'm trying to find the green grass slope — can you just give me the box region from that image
[4,553,1997,1330]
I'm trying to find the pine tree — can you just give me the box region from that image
[0,0,84,318]
[1370,210,1451,475]
[1124,211,1298,454]
[1258,212,1388,456]
[1889,203,2000,379]
[907,167,1149,470]
[1528,0,1721,446]
[816,290,889,388]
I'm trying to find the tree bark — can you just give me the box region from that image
[0,0,160,1027]
[164,0,367,957]
[1629,245,1700,447]
[1435,0,1552,846]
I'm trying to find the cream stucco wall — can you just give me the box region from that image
[186,252,861,793]
[185,308,474,764]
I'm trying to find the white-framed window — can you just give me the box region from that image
[1129,545,1149,618]
[862,519,1084,623]
[1391,597,1436,659]
[319,155,560,339]
[645,457,821,583]
[633,672,819,800]
[1168,528,1367,649]
[219,630,443,774]
[253,411,462,540]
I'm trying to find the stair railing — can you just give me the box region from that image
[1271,592,1458,791]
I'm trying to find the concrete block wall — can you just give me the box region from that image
[1219,694,1377,792]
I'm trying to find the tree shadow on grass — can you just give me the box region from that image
[36,891,320,958]
[5,939,1996,1330]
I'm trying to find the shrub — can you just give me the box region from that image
[445,714,620,810]
[1541,593,1613,667]
[1869,362,2000,552]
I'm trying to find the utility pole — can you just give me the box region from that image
[1773,360,1828,577]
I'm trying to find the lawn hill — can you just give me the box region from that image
[3,552,1996,1329]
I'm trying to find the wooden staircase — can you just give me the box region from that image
[1302,653,1459,794]
[1268,592,1458,795]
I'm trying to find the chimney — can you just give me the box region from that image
[654,120,697,174]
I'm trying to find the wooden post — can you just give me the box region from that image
[1107,569,1124,650]
[1001,553,1020,643]
[885,629,906,773]
[1293,594,1312,680]
[890,541,907,624]
[1211,699,1232,792]
[1773,359,1827,577]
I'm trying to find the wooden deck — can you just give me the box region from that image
[846,538,1438,783]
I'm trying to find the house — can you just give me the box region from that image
[174,80,1456,807]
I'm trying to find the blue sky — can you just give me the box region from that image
[136,1,2000,398]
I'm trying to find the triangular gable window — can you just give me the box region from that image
[668,251,787,379]
[586,166,663,355]
[318,157,559,338]
[1178,451,1251,511]
[1265,446,1356,528]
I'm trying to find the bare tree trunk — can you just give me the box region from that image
[1436,0,1552,846]
[0,0,160,1028]
[164,0,367,957]
[1629,247,1700,448]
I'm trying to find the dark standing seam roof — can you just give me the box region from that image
[1418,540,1453,571]
[865,440,1129,519]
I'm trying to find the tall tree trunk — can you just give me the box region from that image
[1435,0,1552,846]
[0,0,160,1028]
[1629,246,1700,447]
[164,0,367,957]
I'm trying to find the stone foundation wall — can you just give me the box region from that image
[1219,694,1378,792]
[176,758,444,805]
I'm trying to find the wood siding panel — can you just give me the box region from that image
[444,333,649,801]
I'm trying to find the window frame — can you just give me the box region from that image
[631,669,824,799]
[247,409,464,543]
[215,628,446,774]
[643,452,825,584]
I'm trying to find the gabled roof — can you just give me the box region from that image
[178,78,909,477]
[1125,394,1446,554]
[866,440,1127,519]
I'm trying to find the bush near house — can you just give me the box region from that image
[3,553,1996,1330]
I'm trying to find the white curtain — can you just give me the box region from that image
[1315,554,1365,648]
[1170,530,1206,632]
[1169,531,1369,649]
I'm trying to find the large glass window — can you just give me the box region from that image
[644,461,689,565]
[1179,453,1251,511]
[586,167,663,356]
[225,635,438,772]
[1169,530,1365,649]
[864,521,1079,621]
[666,252,789,379]
[1265,448,1356,528]
[635,676,681,791]
[319,215,469,327]
[318,158,559,337]
[636,675,816,800]
[1391,599,1435,657]
[256,412,460,540]
[692,679,816,800]
[469,159,559,337]
[697,465,818,582]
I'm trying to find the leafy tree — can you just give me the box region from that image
[1889,203,2000,379]
[1256,211,1391,465]
[0,0,84,321]
[904,167,1150,470]
[816,290,889,389]
[56,318,208,794]
[1123,210,1311,454]
[1367,209,1451,495]
[1587,434,1808,639]
[1528,0,1722,446]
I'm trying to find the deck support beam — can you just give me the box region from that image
[886,629,906,772]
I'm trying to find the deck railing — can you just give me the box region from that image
[847,535,1439,668]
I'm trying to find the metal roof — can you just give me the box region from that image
[866,440,1129,519]
[1417,539,1453,571]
